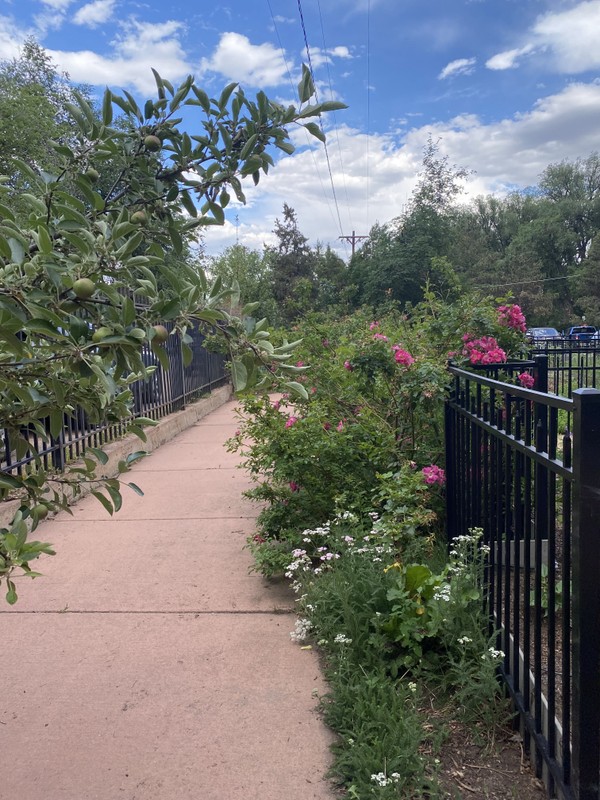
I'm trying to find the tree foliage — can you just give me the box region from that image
[0,54,345,601]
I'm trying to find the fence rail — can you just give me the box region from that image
[445,359,600,800]
[1,326,227,476]
[528,341,600,396]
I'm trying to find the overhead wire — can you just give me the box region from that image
[366,0,371,233]
[266,0,342,243]
[296,0,347,243]
[316,0,355,234]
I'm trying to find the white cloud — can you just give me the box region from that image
[48,19,192,94]
[486,1,600,74]
[203,81,600,258]
[40,0,74,10]
[486,45,534,71]
[200,31,290,88]
[0,15,29,60]
[438,57,476,80]
[533,0,600,73]
[306,44,354,69]
[73,0,116,28]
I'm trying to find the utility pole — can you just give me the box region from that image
[339,230,367,257]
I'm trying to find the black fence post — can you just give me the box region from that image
[534,354,548,394]
[571,388,600,800]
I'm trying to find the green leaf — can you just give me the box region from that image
[91,490,113,516]
[102,88,113,125]
[218,82,238,110]
[8,237,25,265]
[284,381,309,400]
[126,482,144,497]
[5,580,17,605]
[302,122,326,143]
[298,64,315,104]
[231,360,248,391]
[191,85,211,113]
[106,484,122,513]
[88,447,109,466]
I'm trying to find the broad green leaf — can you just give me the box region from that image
[91,490,113,516]
[302,122,326,143]
[284,381,309,400]
[298,64,315,104]
[231,360,248,391]
[102,88,113,125]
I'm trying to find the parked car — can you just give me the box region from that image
[525,327,561,341]
[564,325,597,341]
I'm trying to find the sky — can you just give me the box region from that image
[2,0,600,260]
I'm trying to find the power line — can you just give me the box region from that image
[473,274,578,289]
[365,0,371,232]
[266,0,342,241]
[316,0,354,235]
[296,0,346,240]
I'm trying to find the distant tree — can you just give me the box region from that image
[412,134,471,214]
[269,204,317,322]
[313,243,349,310]
[208,244,277,319]
[0,39,86,189]
[539,153,600,263]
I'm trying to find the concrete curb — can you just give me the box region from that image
[0,384,233,530]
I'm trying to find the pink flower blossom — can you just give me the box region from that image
[337,420,345,432]
[344,360,353,371]
[392,345,415,367]
[422,464,446,486]
[322,338,329,348]
[369,321,380,330]
[323,422,331,431]
[296,360,305,367]
[373,333,389,341]
[498,304,527,333]
[285,416,298,428]
[310,386,317,394]
[518,372,535,389]
[289,481,300,492]
[462,335,506,366]
[272,401,281,411]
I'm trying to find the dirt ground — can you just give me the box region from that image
[437,722,547,799]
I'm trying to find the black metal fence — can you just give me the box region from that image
[528,341,600,396]
[445,358,600,800]
[1,325,227,477]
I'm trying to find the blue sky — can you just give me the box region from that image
[2,0,600,259]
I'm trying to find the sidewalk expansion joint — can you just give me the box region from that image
[1,608,296,615]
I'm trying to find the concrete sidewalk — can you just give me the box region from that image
[1,400,335,800]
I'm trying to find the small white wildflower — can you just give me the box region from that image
[343,536,354,544]
[408,681,417,693]
[370,772,390,787]
[334,633,352,645]
[457,636,472,645]
[390,772,401,781]
[290,618,313,643]
[368,511,379,520]
[482,647,504,660]
[347,738,355,746]
[317,639,328,646]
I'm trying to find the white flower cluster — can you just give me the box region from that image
[371,771,401,787]
[333,633,352,645]
[433,584,451,602]
[483,646,505,661]
[457,636,472,645]
[290,618,313,643]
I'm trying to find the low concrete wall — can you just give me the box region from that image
[0,384,233,530]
